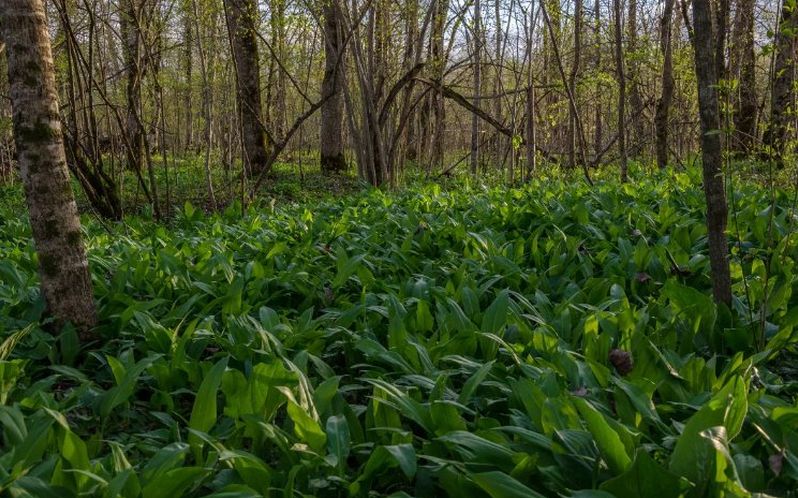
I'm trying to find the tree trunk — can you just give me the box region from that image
[471,0,482,175]
[655,0,675,169]
[730,0,757,153]
[568,0,582,168]
[320,0,347,173]
[525,1,536,176]
[1,0,97,338]
[613,0,628,181]
[224,0,269,175]
[764,1,796,163]
[121,0,144,174]
[593,0,602,157]
[182,2,194,154]
[627,0,643,153]
[692,0,732,306]
[429,0,448,171]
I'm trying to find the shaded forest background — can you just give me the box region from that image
[0,0,795,219]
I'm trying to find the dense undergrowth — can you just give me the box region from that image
[1,170,798,497]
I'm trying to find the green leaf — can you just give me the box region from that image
[600,449,686,498]
[481,290,510,334]
[287,400,326,452]
[669,376,748,492]
[326,415,350,469]
[573,398,631,474]
[471,471,546,498]
[141,467,208,498]
[188,357,229,459]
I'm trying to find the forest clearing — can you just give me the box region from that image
[1,0,798,496]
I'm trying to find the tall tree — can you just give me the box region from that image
[692,0,733,305]
[613,0,628,181]
[568,0,583,168]
[182,1,194,153]
[429,0,449,170]
[320,0,347,173]
[525,0,537,176]
[224,0,270,174]
[655,0,675,169]
[626,0,643,151]
[1,0,97,337]
[764,0,796,163]
[730,0,757,153]
[471,0,482,175]
[120,0,145,174]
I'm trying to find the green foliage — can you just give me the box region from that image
[0,171,797,496]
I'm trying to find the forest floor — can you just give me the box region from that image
[1,166,797,497]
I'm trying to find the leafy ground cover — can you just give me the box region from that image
[1,171,798,497]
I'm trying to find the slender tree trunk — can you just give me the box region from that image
[613,0,628,181]
[540,0,592,184]
[270,0,287,137]
[182,2,194,153]
[568,0,582,168]
[493,0,504,170]
[121,0,144,174]
[402,0,419,162]
[429,0,448,171]
[692,0,732,306]
[593,0,602,157]
[730,0,757,153]
[471,0,482,175]
[1,0,97,338]
[714,0,729,80]
[193,0,217,209]
[224,0,269,174]
[655,0,675,169]
[321,0,347,173]
[764,0,796,163]
[626,0,643,153]
[525,0,536,176]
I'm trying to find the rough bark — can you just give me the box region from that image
[320,0,347,173]
[1,0,97,337]
[692,0,733,305]
[224,0,269,174]
[655,0,675,169]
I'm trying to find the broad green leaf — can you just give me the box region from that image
[471,471,546,498]
[573,398,631,474]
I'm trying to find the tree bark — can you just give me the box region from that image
[692,0,732,306]
[320,0,347,173]
[224,0,269,175]
[120,0,144,174]
[655,0,675,169]
[1,0,97,338]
